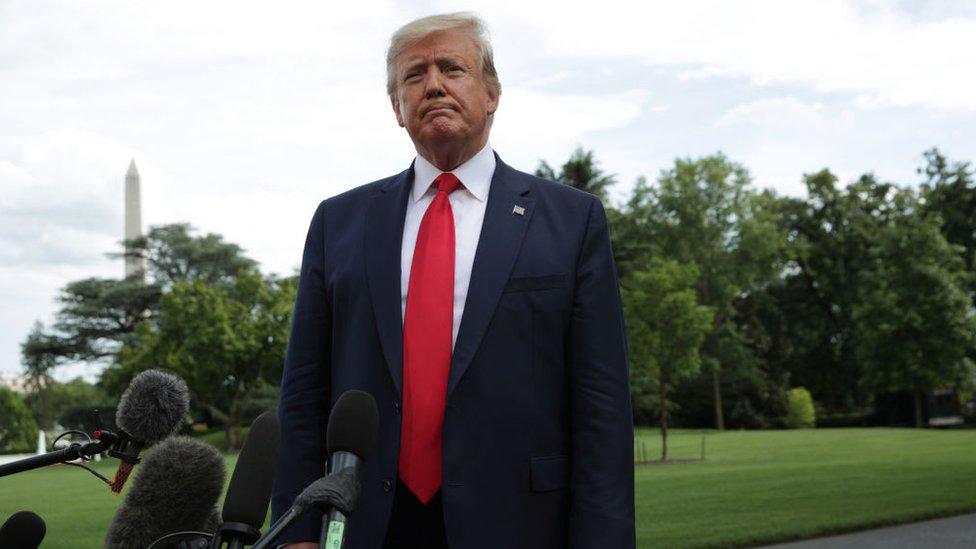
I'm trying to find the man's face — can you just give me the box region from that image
[391,29,498,155]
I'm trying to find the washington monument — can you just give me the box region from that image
[124,159,146,279]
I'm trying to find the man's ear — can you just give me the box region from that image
[391,96,405,127]
[486,87,499,116]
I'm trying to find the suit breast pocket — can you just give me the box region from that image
[503,274,569,293]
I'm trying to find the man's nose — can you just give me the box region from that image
[424,70,447,98]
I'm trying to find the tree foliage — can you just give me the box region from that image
[623,154,785,429]
[919,148,976,297]
[107,269,296,449]
[852,189,975,426]
[536,147,616,203]
[624,259,713,459]
[23,377,112,431]
[0,388,39,453]
[115,223,258,289]
[21,223,256,371]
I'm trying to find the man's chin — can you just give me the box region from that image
[418,126,467,145]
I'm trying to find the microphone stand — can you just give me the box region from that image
[0,430,141,479]
[251,504,333,549]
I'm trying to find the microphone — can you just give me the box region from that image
[321,390,379,548]
[0,369,189,482]
[0,511,46,549]
[208,411,281,549]
[109,369,191,493]
[252,390,378,549]
[104,436,226,549]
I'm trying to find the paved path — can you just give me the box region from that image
[762,513,976,548]
[0,453,33,465]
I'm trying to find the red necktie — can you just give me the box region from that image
[399,172,462,503]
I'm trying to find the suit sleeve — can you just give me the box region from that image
[271,200,332,544]
[568,196,636,548]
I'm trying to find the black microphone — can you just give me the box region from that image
[252,390,378,549]
[109,369,191,493]
[208,411,280,549]
[320,390,379,548]
[104,436,226,549]
[0,511,46,549]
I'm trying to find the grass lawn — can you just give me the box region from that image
[635,427,976,547]
[0,428,974,548]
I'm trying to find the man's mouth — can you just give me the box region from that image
[424,105,455,116]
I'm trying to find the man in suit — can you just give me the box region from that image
[272,12,635,549]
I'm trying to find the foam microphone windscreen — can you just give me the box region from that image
[221,410,281,528]
[0,511,46,549]
[110,369,191,493]
[104,436,225,549]
[116,369,191,444]
[326,390,379,460]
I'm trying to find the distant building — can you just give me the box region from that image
[124,159,147,280]
[0,375,28,394]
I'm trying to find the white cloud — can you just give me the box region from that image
[716,97,843,130]
[466,0,976,111]
[1,0,976,378]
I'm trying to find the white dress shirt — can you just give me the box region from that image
[401,142,496,348]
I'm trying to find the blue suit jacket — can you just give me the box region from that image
[272,154,635,548]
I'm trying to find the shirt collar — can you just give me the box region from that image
[411,142,495,203]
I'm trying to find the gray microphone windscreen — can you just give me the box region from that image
[221,411,280,528]
[116,369,190,444]
[104,436,225,549]
[0,511,46,549]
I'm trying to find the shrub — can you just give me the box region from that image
[785,387,816,428]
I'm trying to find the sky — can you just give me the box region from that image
[1,0,975,380]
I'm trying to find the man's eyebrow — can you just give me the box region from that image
[400,54,467,73]
[401,59,426,73]
[435,54,467,66]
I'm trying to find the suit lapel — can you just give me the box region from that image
[365,166,413,394]
[449,156,535,395]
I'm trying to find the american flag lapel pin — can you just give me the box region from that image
[512,205,525,216]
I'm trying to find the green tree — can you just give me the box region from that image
[21,321,61,391]
[21,223,256,374]
[764,171,895,412]
[535,147,616,203]
[625,259,713,460]
[109,269,296,449]
[0,387,39,453]
[853,188,976,427]
[117,223,258,289]
[919,148,976,297]
[626,154,784,429]
[23,378,112,431]
[51,277,163,361]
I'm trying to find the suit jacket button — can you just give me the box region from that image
[393,400,400,415]
[383,479,393,492]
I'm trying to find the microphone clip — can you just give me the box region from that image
[210,522,261,548]
[99,429,143,465]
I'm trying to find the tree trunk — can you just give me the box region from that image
[226,423,243,451]
[913,389,924,428]
[660,379,669,462]
[712,364,725,430]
